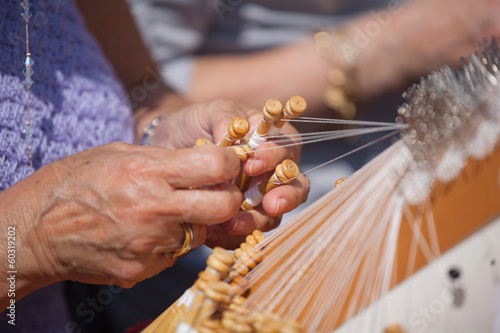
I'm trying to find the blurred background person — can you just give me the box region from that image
[127,0,499,116]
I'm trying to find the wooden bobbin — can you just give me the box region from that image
[233,247,243,260]
[191,281,231,330]
[206,246,235,277]
[231,295,247,307]
[147,264,222,333]
[232,140,254,162]
[233,138,254,194]
[234,167,252,193]
[250,312,281,333]
[240,159,300,211]
[188,278,232,330]
[181,247,233,326]
[241,99,282,192]
[233,255,257,275]
[239,242,250,255]
[221,309,253,333]
[251,314,305,333]
[194,138,214,147]
[247,99,283,149]
[233,231,266,261]
[273,95,307,130]
[245,233,258,247]
[262,158,300,191]
[195,269,219,291]
[218,117,250,147]
[334,177,348,188]
[229,230,267,284]
[183,269,220,327]
[238,236,265,266]
[143,235,263,333]
[252,229,266,243]
[227,304,250,319]
[204,280,232,305]
[198,319,230,333]
[255,99,283,137]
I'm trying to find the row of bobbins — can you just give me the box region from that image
[143,245,235,332]
[195,231,265,333]
[196,230,305,333]
[143,229,304,332]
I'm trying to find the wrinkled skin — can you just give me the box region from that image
[0,99,309,307]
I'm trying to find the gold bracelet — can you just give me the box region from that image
[314,30,359,119]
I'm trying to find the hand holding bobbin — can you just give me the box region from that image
[241,159,301,211]
[154,99,308,250]
[204,99,309,249]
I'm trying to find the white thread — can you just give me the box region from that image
[268,121,288,136]
[290,116,406,128]
[248,131,268,149]
[244,185,264,208]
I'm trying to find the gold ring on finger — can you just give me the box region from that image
[165,222,195,259]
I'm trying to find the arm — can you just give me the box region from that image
[186,0,500,112]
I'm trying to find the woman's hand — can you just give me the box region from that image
[0,141,242,306]
[150,99,310,249]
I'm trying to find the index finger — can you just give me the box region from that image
[161,145,241,188]
[242,127,303,177]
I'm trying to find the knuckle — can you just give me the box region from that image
[204,149,240,182]
[123,237,154,257]
[107,141,131,151]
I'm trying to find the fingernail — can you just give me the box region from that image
[249,159,265,174]
[274,198,287,215]
[206,230,218,243]
[232,219,246,234]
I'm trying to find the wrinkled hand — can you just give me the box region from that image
[151,99,310,249]
[19,142,242,288]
